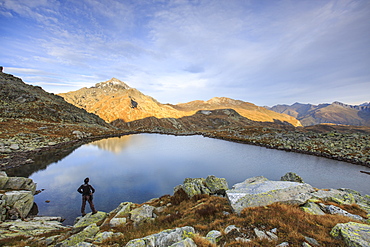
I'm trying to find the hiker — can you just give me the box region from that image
[77,177,98,216]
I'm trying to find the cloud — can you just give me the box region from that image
[1,0,369,105]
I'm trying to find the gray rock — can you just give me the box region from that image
[3,190,34,219]
[0,217,68,241]
[311,189,355,205]
[205,175,228,195]
[125,226,195,247]
[319,203,364,221]
[109,217,127,227]
[169,238,197,247]
[73,211,107,230]
[281,172,304,183]
[206,230,222,244]
[180,178,211,197]
[304,236,320,246]
[226,176,315,214]
[60,223,99,247]
[93,231,114,244]
[9,144,20,150]
[225,225,240,234]
[301,201,325,215]
[276,242,290,246]
[3,176,36,194]
[130,204,156,226]
[330,222,370,247]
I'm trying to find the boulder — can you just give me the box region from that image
[125,226,195,247]
[301,201,325,215]
[311,189,355,205]
[205,175,229,195]
[60,223,99,247]
[3,190,34,219]
[175,176,228,198]
[73,211,107,230]
[169,237,197,247]
[206,230,222,244]
[226,176,315,214]
[109,202,133,227]
[280,172,304,183]
[319,203,365,221]
[1,176,36,194]
[181,178,210,197]
[130,204,156,226]
[330,222,370,247]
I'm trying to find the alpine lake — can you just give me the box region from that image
[8,134,370,225]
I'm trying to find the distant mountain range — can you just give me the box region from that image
[267,102,370,126]
[59,78,301,127]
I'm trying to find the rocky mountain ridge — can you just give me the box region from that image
[59,78,302,127]
[268,101,370,126]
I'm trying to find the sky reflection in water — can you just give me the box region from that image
[29,134,369,225]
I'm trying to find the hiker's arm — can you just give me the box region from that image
[90,185,95,194]
[77,185,83,194]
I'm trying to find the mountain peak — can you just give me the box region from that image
[94,78,130,90]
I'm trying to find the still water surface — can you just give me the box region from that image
[26,134,369,225]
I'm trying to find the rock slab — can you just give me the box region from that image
[330,222,370,247]
[226,176,315,213]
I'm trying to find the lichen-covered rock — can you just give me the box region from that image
[2,177,36,194]
[181,178,211,197]
[73,211,107,230]
[0,216,68,241]
[301,201,325,215]
[205,175,228,195]
[319,203,365,221]
[130,204,156,226]
[280,172,304,183]
[60,223,99,247]
[169,237,197,247]
[3,190,34,219]
[339,188,370,214]
[93,231,114,244]
[226,176,315,213]
[125,236,155,247]
[330,222,370,247]
[311,189,356,205]
[125,226,195,247]
[109,217,127,227]
[109,202,132,227]
[206,230,222,244]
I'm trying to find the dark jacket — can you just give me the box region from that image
[77,184,95,196]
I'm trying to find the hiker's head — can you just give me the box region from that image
[84,177,89,184]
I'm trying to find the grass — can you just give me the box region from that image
[98,191,367,247]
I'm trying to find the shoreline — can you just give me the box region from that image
[1,129,369,172]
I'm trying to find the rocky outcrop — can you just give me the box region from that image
[0,216,68,241]
[226,176,315,214]
[174,175,228,198]
[0,172,37,220]
[330,222,370,247]
[0,174,369,246]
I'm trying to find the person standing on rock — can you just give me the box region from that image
[77,177,98,216]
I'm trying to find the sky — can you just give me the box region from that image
[1,0,369,106]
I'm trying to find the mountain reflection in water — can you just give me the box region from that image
[13,134,369,226]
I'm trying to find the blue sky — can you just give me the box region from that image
[1,0,369,106]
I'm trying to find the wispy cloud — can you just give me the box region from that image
[1,0,369,105]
